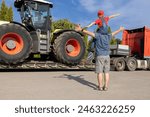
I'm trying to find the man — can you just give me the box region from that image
[86,10,120,28]
[86,10,120,57]
[75,24,124,91]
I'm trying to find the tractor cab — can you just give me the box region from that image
[14,0,53,33]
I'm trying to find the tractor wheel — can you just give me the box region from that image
[114,57,125,71]
[126,57,137,71]
[0,23,32,64]
[54,31,85,65]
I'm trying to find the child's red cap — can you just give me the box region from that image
[98,10,104,16]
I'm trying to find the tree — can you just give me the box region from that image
[52,19,75,32]
[110,37,117,45]
[0,0,7,20]
[5,7,13,21]
[108,26,119,45]
[0,0,13,21]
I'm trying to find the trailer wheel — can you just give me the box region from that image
[126,57,137,71]
[54,31,85,65]
[147,59,150,70]
[114,58,125,71]
[0,23,32,64]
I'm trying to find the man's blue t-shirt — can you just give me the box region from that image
[94,32,112,56]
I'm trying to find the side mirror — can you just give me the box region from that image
[50,4,53,8]
[14,0,24,8]
[34,3,38,10]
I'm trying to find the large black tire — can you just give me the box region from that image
[0,23,32,64]
[113,57,125,71]
[147,59,150,70]
[54,31,85,65]
[126,57,137,71]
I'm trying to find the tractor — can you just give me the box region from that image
[0,0,85,66]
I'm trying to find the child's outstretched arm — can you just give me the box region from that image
[109,13,120,19]
[85,22,95,28]
[111,26,125,36]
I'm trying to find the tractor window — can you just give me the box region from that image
[29,3,49,30]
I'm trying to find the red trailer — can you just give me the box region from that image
[110,26,150,71]
[122,26,150,59]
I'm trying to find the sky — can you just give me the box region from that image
[1,0,150,39]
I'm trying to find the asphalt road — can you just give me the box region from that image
[0,70,150,100]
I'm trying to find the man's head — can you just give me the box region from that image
[98,10,104,17]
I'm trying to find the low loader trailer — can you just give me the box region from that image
[0,0,150,71]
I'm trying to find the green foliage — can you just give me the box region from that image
[52,19,88,44]
[110,36,117,45]
[108,26,121,45]
[108,26,112,33]
[0,0,7,20]
[0,0,13,21]
[6,7,13,21]
[52,19,75,32]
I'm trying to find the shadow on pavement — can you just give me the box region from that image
[63,74,98,90]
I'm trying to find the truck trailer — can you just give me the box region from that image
[110,26,150,71]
